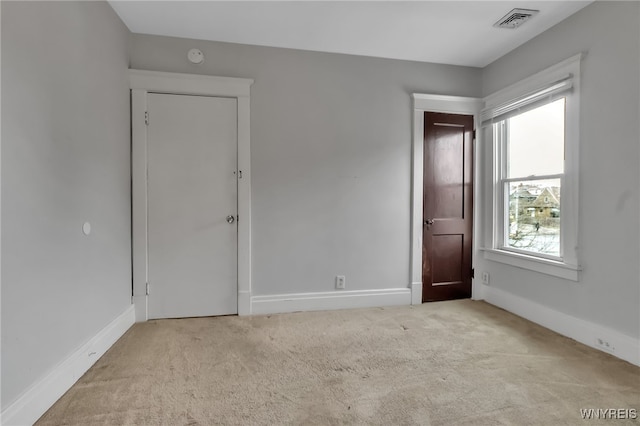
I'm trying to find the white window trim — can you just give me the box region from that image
[482,54,583,281]
[130,69,254,319]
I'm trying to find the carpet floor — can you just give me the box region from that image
[36,300,639,425]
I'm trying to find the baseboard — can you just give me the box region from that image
[1,305,136,426]
[251,288,411,315]
[482,285,640,366]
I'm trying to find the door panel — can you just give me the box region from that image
[147,93,238,319]
[423,112,473,302]
[432,235,463,285]
[433,132,465,219]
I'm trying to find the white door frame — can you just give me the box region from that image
[130,69,254,320]
[410,94,483,304]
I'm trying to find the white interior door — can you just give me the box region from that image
[147,93,238,319]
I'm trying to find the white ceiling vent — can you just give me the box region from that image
[494,8,539,29]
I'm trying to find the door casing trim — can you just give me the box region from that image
[130,69,254,320]
[411,94,482,304]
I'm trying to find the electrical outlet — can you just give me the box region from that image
[482,272,490,285]
[595,337,615,353]
[336,275,346,290]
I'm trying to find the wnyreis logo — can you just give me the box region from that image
[580,408,637,420]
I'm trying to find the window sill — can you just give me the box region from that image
[482,248,580,281]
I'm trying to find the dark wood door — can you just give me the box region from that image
[422,112,473,302]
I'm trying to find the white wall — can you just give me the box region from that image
[129,35,482,297]
[478,2,640,339]
[1,1,132,409]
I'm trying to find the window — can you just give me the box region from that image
[482,55,581,280]
[498,98,564,259]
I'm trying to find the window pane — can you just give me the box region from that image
[507,98,565,178]
[507,179,560,257]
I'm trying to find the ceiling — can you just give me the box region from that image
[109,1,592,68]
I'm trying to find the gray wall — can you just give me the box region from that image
[479,1,640,337]
[130,35,482,296]
[1,1,131,408]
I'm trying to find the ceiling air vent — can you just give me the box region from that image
[494,8,539,29]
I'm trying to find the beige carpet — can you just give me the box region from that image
[36,300,639,425]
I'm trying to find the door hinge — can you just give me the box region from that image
[144,111,149,126]
[145,282,150,295]
[471,268,475,279]
[472,129,476,140]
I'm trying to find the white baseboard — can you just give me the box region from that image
[482,285,640,366]
[1,305,136,426]
[251,288,411,315]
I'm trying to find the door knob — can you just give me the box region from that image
[424,219,434,226]
[226,215,235,224]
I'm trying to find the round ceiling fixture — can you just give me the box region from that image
[187,48,204,65]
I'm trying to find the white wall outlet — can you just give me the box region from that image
[595,337,615,353]
[482,272,490,285]
[336,275,346,290]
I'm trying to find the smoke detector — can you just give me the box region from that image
[494,8,539,29]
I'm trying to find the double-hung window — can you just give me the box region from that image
[482,55,581,280]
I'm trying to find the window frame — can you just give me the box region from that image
[482,54,582,281]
